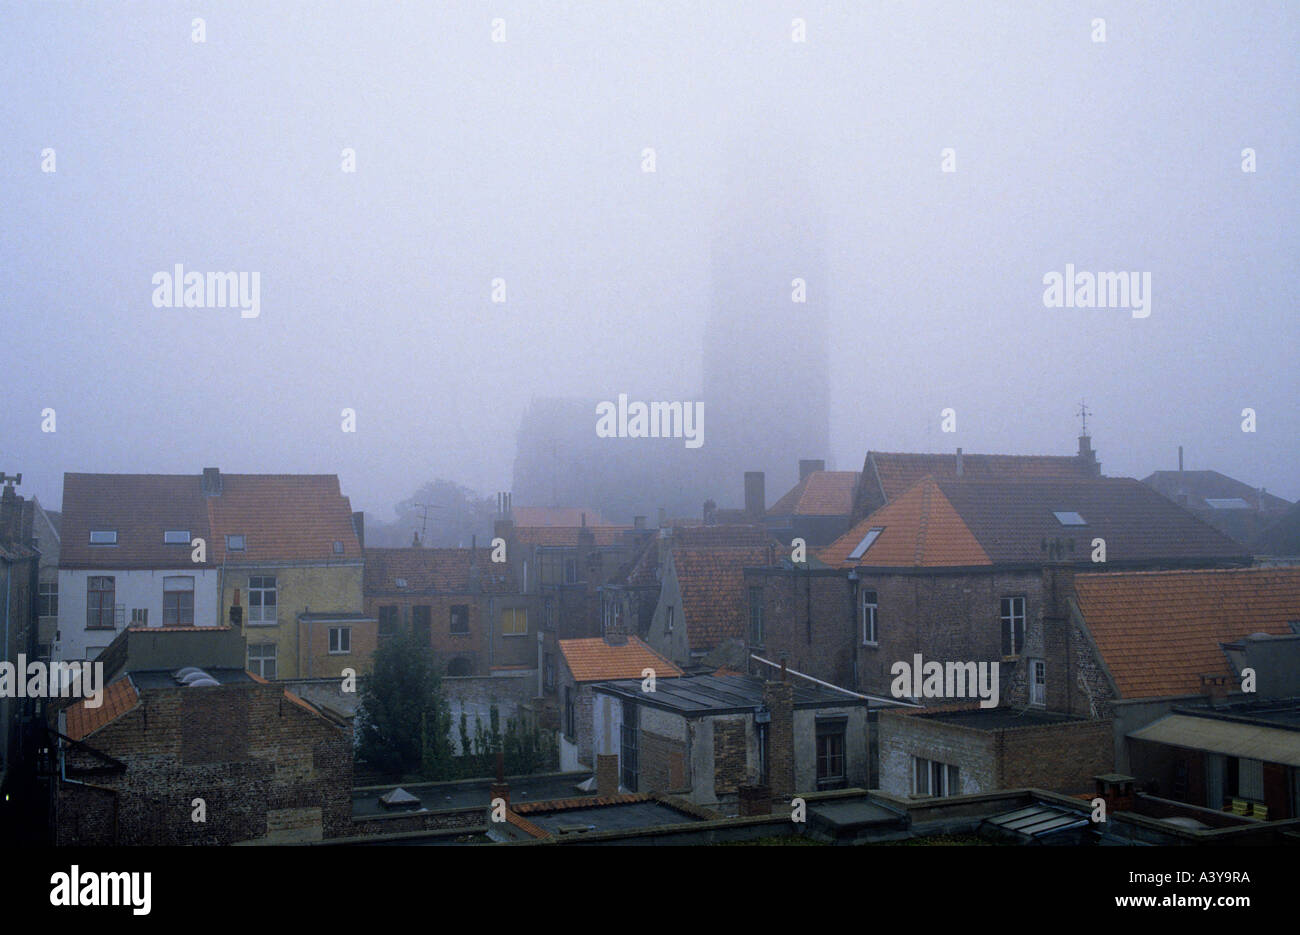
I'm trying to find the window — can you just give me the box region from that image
[329,627,351,654]
[248,643,277,679]
[501,607,527,635]
[544,653,555,691]
[620,699,639,791]
[913,757,960,797]
[666,605,674,635]
[1030,659,1046,706]
[86,576,116,629]
[412,605,431,644]
[38,582,57,617]
[544,598,555,630]
[564,687,576,739]
[848,527,884,560]
[226,534,246,552]
[450,604,470,635]
[394,577,408,589]
[164,529,190,544]
[130,608,148,626]
[248,575,277,625]
[1001,596,1026,656]
[163,576,195,626]
[89,530,117,545]
[816,719,847,789]
[1052,511,1087,526]
[748,587,764,644]
[332,540,344,554]
[564,557,578,584]
[378,605,398,637]
[861,589,879,645]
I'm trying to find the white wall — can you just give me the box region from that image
[56,568,221,662]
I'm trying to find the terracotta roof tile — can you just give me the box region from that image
[65,675,139,741]
[868,451,1095,502]
[207,474,360,563]
[822,477,991,568]
[513,526,632,548]
[769,471,860,516]
[363,547,515,593]
[60,473,213,569]
[510,507,612,527]
[1075,567,1300,699]
[672,546,773,652]
[619,525,777,588]
[559,636,683,682]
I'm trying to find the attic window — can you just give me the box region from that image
[394,577,408,589]
[1205,498,1250,510]
[848,527,884,560]
[226,534,246,552]
[333,540,344,554]
[1052,511,1087,526]
[164,529,190,544]
[89,530,118,545]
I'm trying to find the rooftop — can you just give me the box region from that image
[592,672,867,715]
[559,636,682,682]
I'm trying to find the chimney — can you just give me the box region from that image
[1078,435,1101,475]
[633,515,646,530]
[493,491,515,542]
[202,467,222,497]
[1178,445,1184,473]
[798,459,825,481]
[352,511,365,549]
[657,507,667,529]
[762,663,795,802]
[744,471,765,519]
[1200,673,1229,707]
[703,499,717,526]
[229,588,243,629]
[1094,774,1136,814]
[490,751,510,806]
[595,753,619,798]
[411,530,422,548]
[955,447,964,477]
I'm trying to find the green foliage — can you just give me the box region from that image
[355,630,447,776]
[427,703,558,779]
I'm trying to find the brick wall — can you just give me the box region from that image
[712,717,748,795]
[996,717,1114,793]
[56,680,352,845]
[639,729,688,794]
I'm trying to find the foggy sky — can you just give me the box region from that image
[3,0,1297,516]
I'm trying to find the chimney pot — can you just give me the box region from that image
[634,515,645,529]
[955,448,963,477]
[744,471,766,519]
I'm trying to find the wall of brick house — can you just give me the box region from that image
[877,709,997,797]
[554,664,596,766]
[56,680,352,845]
[364,592,489,675]
[712,717,748,795]
[743,570,857,689]
[227,563,364,679]
[646,561,692,667]
[298,616,377,679]
[443,670,539,755]
[640,729,689,794]
[995,717,1114,794]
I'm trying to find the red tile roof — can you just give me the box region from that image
[1074,567,1300,699]
[559,636,683,682]
[60,473,213,569]
[769,471,860,516]
[65,675,139,741]
[620,525,777,588]
[510,507,612,527]
[672,547,772,652]
[513,526,633,548]
[821,477,991,568]
[207,473,360,563]
[363,547,515,593]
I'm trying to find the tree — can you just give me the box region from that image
[355,630,449,776]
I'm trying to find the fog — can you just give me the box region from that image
[3,0,1297,517]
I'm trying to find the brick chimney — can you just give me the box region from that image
[201,467,222,496]
[1094,773,1136,814]
[744,471,765,519]
[762,661,795,801]
[352,511,365,548]
[955,447,964,477]
[1077,436,1101,476]
[595,753,619,797]
[1200,673,1230,707]
[798,459,825,481]
[703,499,717,526]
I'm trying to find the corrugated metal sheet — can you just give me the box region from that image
[1129,714,1300,767]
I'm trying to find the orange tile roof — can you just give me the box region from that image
[821,476,991,568]
[559,636,683,682]
[672,547,773,652]
[1074,567,1300,699]
[364,547,515,593]
[65,675,139,741]
[513,526,632,548]
[505,809,551,839]
[207,474,360,563]
[769,471,860,516]
[513,793,650,814]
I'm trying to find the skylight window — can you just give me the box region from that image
[848,527,884,560]
[89,530,118,545]
[394,577,408,589]
[1053,511,1087,526]
[1205,498,1250,510]
[226,534,246,552]
[164,529,190,544]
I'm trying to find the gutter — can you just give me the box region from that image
[748,654,922,707]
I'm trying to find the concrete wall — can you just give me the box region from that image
[793,705,869,793]
[444,669,539,755]
[57,568,221,662]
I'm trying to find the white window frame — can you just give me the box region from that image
[328,626,351,654]
[164,529,190,544]
[861,589,878,645]
[226,534,247,552]
[247,575,277,625]
[1030,658,1047,706]
[1001,595,1026,656]
[89,530,118,545]
[248,642,277,679]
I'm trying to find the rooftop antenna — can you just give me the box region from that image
[1076,400,1092,438]
[412,502,441,546]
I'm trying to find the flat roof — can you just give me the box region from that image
[352,774,587,817]
[917,708,1084,730]
[527,800,704,835]
[1171,697,1300,731]
[592,673,866,716]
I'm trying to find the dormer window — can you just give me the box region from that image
[164,529,190,544]
[1052,511,1087,526]
[89,530,118,545]
[332,540,344,554]
[394,577,408,589]
[848,527,884,560]
[226,534,246,552]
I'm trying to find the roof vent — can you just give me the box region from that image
[201,467,222,497]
